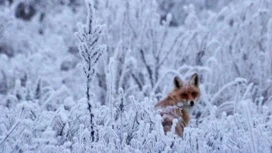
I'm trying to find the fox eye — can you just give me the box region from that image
[191,92,198,97]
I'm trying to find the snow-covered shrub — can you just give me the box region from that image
[0,0,272,152]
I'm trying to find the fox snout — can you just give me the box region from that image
[178,100,196,107]
[190,101,194,106]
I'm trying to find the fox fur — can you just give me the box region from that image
[155,73,200,136]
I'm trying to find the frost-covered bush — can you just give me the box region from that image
[157,0,234,26]
[0,0,272,152]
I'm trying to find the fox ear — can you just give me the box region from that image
[174,76,183,89]
[190,73,199,87]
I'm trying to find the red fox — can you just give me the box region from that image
[155,73,200,136]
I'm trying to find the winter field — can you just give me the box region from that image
[0,0,272,152]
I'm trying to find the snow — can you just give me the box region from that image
[0,0,272,152]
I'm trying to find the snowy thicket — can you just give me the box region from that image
[0,0,272,152]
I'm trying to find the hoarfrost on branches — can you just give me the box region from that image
[0,0,272,152]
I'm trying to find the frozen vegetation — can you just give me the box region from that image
[0,0,272,152]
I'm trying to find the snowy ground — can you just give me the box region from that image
[0,0,272,152]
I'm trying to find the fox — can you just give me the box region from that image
[155,73,200,136]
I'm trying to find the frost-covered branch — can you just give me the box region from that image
[0,121,20,146]
[75,0,105,142]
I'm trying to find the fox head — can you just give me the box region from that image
[169,73,200,107]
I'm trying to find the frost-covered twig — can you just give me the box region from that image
[140,49,154,87]
[0,121,20,146]
[211,78,247,105]
[75,0,105,142]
